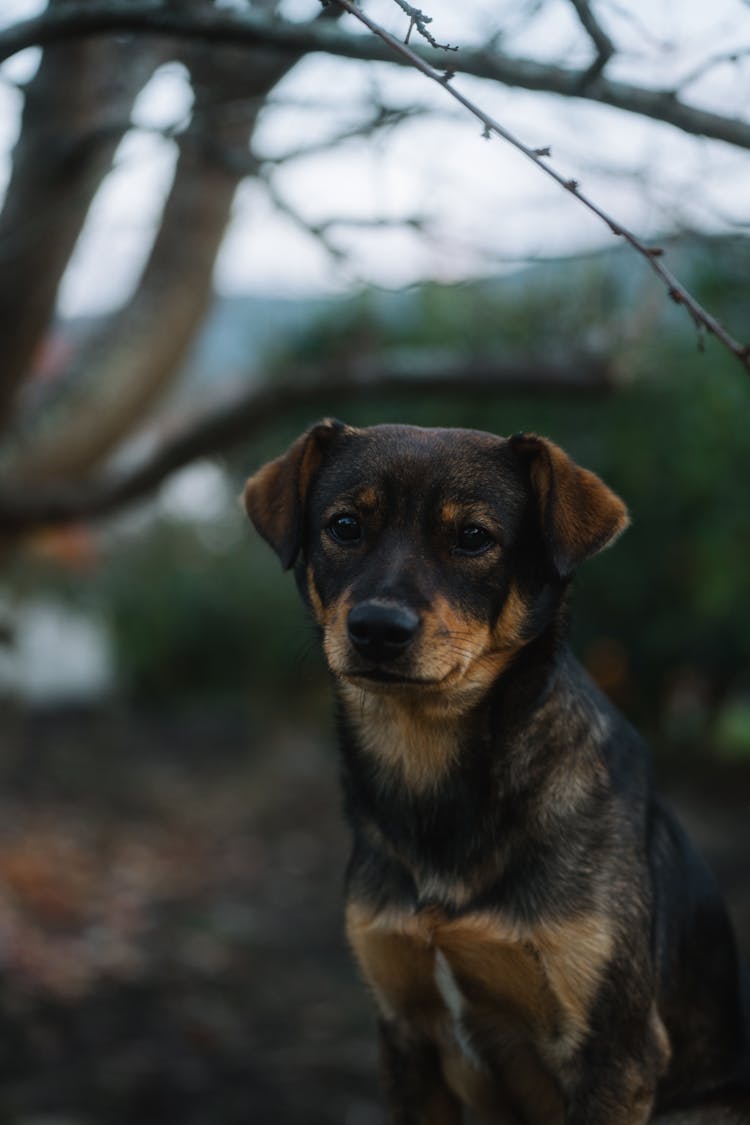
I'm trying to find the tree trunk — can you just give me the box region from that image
[0,1,159,426]
[8,31,334,485]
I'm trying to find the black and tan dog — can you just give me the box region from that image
[244,420,750,1124]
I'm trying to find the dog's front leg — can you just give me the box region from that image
[378,1019,463,1125]
[563,1010,669,1125]
[565,1071,655,1125]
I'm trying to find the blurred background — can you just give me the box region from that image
[0,1,749,1122]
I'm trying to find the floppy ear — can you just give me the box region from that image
[243,419,344,569]
[509,433,629,579]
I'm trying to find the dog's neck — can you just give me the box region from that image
[337,618,564,789]
[337,625,584,877]
[335,626,601,907]
[337,680,479,792]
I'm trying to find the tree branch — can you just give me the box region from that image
[389,0,457,52]
[675,46,750,95]
[567,0,615,83]
[327,0,750,376]
[259,103,425,164]
[259,173,347,263]
[1,3,749,151]
[258,169,427,272]
[0,358,612,535]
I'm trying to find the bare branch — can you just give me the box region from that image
[260,174,347,263]
[598,1,669,52]
[567,0,615,82]
[389,0,457,52]
[255,169,428,288]
[675,46,750,95]
[1,3,749,151]
[258,103,426,164]
[0,358,612,535]
[261,166,424,239]
[328,0,750,376]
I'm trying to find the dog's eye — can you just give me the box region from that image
[455,525,494,556]
[328,514,362,543]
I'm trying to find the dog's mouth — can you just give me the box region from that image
[339,664,456,691]
[345,668,435,686]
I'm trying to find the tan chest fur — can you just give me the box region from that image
[346,901,615,1124]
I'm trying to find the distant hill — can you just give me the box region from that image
[177,292,337,397]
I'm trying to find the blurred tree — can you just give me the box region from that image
[0,0,747,532]
[0,1,161,428]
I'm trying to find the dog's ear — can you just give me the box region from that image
[244,419,345,569]
[509,433,629,579]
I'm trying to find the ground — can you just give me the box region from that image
[0,706,747,1125]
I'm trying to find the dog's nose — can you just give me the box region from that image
[347,602,420,663]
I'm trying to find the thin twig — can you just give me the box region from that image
[259,174,347,262]
[674,46,750,94]
[390,0,457,52]
[259,103,424,164]
[258,164,429,276]
[330,0,750,376]
[567,0,615,82]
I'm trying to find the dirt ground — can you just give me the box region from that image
[0,706,747,1125]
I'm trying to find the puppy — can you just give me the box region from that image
[244,420,750,1124]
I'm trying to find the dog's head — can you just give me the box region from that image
[244,421,628,708]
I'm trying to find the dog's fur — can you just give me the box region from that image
[244,420,750,1124]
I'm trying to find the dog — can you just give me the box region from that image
[244,420,750,1124]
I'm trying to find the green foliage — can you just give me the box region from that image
[273,255,629,370]
[100,521,324,705]
[714,695,750,759]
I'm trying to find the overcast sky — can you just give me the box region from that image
[1,0,749,316]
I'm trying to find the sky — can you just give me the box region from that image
[0,0,748,316]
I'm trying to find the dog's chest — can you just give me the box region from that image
[347,901,612,1122]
